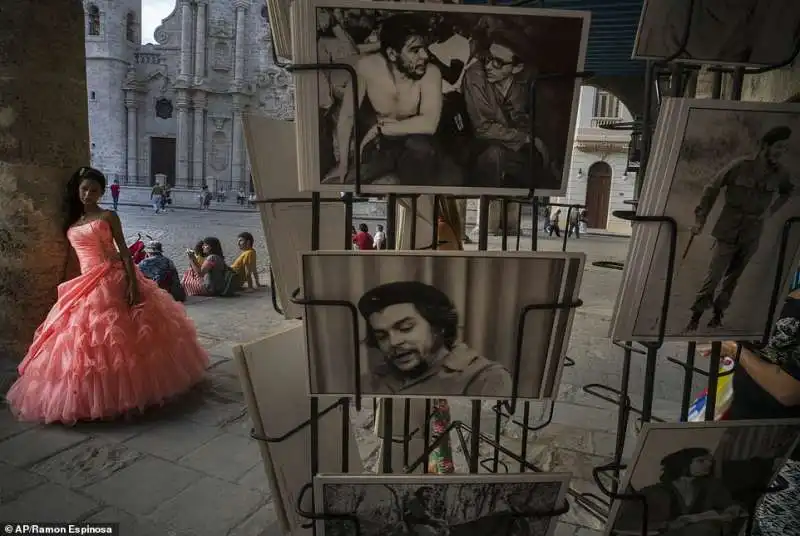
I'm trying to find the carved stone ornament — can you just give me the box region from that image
[209,17,233,39]
[155,98,174,120]
[153,25,170,45]
[210,117,228,131]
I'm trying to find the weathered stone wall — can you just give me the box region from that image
[87,58,129,176]
[0,0,90,363]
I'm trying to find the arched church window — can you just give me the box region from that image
[88,5,101,36]
[126,12,137,43]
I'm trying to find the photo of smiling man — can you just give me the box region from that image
[357,281,512,397]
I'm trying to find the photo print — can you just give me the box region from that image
[301,250,585,399]
[633,0,800,67]
[613,100,800,341]
[291,0,590,196]
[314,473,571,536]
[605,419,800,536]
[233,324,365,536]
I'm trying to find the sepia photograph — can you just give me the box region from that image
[314,473,571,536]
[622,100,800,341]
[301,251,584,399]
[243,115,348,319]
[633,0,800,67]
[606,420,800,536]
[291,0,590,196]
[233,324,365,536]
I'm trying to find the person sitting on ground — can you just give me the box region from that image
[182,236,239,296]
[353,223,374,250]
[230,232,262,290]
[138,241,186,302]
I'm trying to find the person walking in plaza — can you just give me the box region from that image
[567,208,581,239]
[353,223,375,250]
[5,167,208,424]
[374,224,386,250]
[686,126,795,331]
[161,183,172,213]
[110,179,120,211]
[150,181,164,214]
[230,231,262,290]
[549,209,562,237]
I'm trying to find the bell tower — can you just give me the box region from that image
[83,0,143,179]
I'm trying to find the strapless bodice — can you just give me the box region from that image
[67,219,120,273]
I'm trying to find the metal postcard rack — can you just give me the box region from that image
[570,4,800,533]
[249,3,800,535]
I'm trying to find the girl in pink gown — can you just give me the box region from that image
[6,167,209,424]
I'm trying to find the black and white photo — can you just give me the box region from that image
[605,420,800,536]
[301,251,584,399]
[291,0,590,196]
[633,0,800,67]
[612,100,800,341]
[314,473,571,536]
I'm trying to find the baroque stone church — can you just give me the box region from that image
[84,0,293,191]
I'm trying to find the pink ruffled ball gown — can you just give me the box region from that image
[6,219,209,424]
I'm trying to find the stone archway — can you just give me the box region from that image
[584,161,612,229]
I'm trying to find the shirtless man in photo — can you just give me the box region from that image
[327,13,461,186]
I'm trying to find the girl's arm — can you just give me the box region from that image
[189,254,214,276]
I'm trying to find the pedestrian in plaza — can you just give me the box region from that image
[713,281,800,536]
[182,236,240,296]
[549,209,562,237]
[150,181,164,214]
[230,231,262,290]
[160,183,172,213]
[374,224,386,250]
[110,179,120,211]
[237,188,247,206]
[567,208,581,239]
[200,186,212,210]
[138,241,186,302]
[5,166,208,424]
[352,223,375,250]
[687,126,794,331]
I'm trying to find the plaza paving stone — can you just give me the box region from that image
[0,207,708,535]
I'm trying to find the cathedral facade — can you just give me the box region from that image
[84,0,293,191]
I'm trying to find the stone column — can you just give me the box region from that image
[0,0,89,365]
[233,1,248,87]
[178,0,193,82]
[192,92,207,187]
[193,0,207,84]
[176,90,191,186]
[125,92,138,183]
[231,95,244,189]
[488,200,520,235]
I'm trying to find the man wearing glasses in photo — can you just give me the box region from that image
[461,29,559,189]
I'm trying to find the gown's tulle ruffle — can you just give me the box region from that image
[6,259,209,424]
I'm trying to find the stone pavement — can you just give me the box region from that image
[0,211,702,536]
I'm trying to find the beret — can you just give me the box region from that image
[761,126,792,145]
[357,281,453,318]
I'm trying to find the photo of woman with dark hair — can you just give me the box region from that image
[613,447,746,536]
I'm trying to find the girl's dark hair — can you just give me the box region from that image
[359,223,369,232]
[193,241,205,256]
[202,236,224,259]
[238,231,254,245]
[63,166,106,233]
[659,447,712,483]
